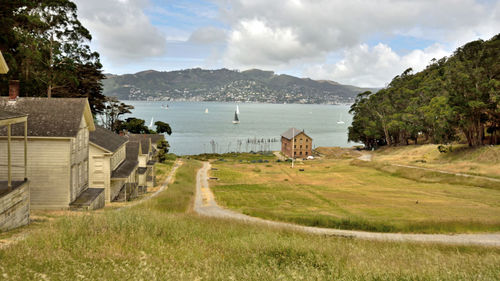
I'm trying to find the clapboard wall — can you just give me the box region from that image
[0,182,29,231]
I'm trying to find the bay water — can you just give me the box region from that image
[125,101,354,155]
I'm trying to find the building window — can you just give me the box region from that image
[306,145,308,149]
[300,145,302,148]
[306,152,308,155]
[300,151,302,155]
[294,151,297,155]
[306,139,308,142]
[294,145,296,148]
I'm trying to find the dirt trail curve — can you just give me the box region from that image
[194,161,500,247]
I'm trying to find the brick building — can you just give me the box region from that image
[281,128,312,159]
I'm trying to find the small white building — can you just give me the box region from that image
[89,126,138,202]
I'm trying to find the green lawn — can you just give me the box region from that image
[0,159,499,280]
[211,158,500,233]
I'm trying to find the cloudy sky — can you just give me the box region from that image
[74,0,499,87]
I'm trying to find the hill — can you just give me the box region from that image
[102,68,377,103]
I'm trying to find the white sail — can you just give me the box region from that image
[205,108,209,113]
[149,117,154,128]
[236,104,240,115]
[337,114,345,124]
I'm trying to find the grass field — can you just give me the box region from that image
[210,156,500,233]
[1,159,500,280]
[373,144,500,179]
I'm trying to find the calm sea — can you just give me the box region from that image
[125,101,354,155]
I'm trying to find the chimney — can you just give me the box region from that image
[9,80,19,101]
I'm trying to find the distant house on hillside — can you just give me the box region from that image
[89,126,139,202]
[0,90,104,210]
[281,128,313,158]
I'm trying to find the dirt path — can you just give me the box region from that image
[357,153,373,162]
[117,159,183,211]
[273,151,286,161]
[194,161,500,247]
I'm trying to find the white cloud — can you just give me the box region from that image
[216,0,499,84]
[304,43,450,87]
[224,19,319,67]
[74,0,167,64]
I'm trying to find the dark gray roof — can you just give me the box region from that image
[137,167,147,174]
[281,128,305,140]
[90,126,127,152]
[0,109,27,121]
[111,160,138,179]
[128,134,165,145]
[0,98,88,137]
[126,141,140,161]
[140,139,150,154]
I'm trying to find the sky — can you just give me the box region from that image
[74,0,500,88]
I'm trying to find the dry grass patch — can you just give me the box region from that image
[211,158,500,233]
[1,158,500,280]
[374,144,500,178]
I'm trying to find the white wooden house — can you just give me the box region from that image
[89,126,138,202]
[0,96,104,210]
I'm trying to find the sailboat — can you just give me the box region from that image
[337,114,345,125]
[232,105,240,124]
[205,108,209,114]
[149,117,154,128]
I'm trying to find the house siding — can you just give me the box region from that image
[69,117,89,203]
[0,181,29,231]
[0,138,71,209]
[89,143,128,202]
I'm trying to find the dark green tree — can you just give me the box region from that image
[156,140,171,163]
[0,0,107,114]
[155,121,172,135]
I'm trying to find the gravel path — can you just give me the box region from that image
[194,161,500,247]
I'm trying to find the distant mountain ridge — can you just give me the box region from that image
[102,68,378,104]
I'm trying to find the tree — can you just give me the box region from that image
[0,0,107,114]
[446,39,490,146]
[155,121,172,135]
[348,34,500,148]
[117,117,151,134]
[156,140,171,163]
[100,97,134,132]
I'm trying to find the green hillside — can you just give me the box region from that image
[103,68,377,103]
